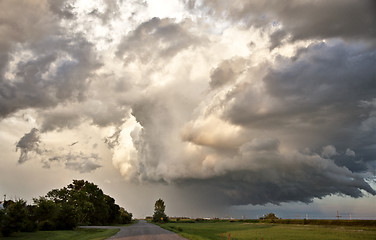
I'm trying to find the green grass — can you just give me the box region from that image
[0,228,119,240]
[159,222,376,240]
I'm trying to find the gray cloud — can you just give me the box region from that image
[48,0,75,19]
[0,0,101,119]
[38,99,129,132]
[184,0,376,46]
[117,17,202,63]
[0,0,57,82]
[0,36,101,118]
[105,128,122,149]
[209,58,246,89]
[39,108,83,132]
[56,153,102,173]
[175,134,376,205]
[223,41,376,171]
[15,128,43,164]
[16,128,102,173]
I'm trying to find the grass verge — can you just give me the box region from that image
[1,228,119,240]
[159,221,376,240]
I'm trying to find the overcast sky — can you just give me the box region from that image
[1,0,376,219]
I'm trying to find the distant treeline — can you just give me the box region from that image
[259,219,376,226]
[0,180,132,237]
[168,218,376,227]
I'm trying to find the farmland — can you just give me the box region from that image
[159,219,376,240]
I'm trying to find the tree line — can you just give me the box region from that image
[0,180,132,237]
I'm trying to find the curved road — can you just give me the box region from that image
[81,220,187,240]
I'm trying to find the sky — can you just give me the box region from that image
[0,0,376,219]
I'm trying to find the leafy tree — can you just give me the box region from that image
[1,180,132,235]
[260,212,279,221]
[153,198,168,223]
[55,203,78,230]
[119,207,132,224]
[1,199,36,236]
[33,197,59,230]
[46,180,104,225]
[43,180,132,228]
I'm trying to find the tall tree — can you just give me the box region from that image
[152,198,168,223]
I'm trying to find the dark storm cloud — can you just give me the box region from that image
[223,41,376,172]
[170,39,376,205]
[184,0,376,46]
[177,144,375,206]
[117,17,202,63]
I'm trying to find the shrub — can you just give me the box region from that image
[38,220,56,231]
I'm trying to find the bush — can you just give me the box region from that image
[38,220,56,231]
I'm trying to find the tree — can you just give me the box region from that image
[153,198,168,223]
[33,197,59,230]
[1,180,132,235]
[1,199,36,236]
[119,207,132,224]
[260,212,279,222]
[46,180,107,226]
[43,179,132,228]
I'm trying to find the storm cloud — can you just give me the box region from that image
[0,0,101,119]
[2,0,375,210]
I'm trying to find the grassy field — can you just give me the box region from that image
[159,221,376,240]
[0,228,119,240]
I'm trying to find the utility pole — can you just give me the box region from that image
[3,194,6,202]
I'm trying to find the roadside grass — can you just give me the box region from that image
[159,222,376,240]
[0,228,119,240]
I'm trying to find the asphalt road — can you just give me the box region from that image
[81,220,187,240]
